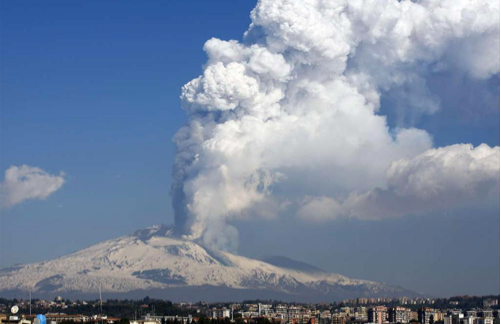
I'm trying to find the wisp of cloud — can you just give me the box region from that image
[0,165,65,208]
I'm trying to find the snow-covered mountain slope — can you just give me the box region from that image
[0,225,420,301]
[260,256,327,274]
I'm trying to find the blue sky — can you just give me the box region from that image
[1,0,499,297]
[1,0,255,262]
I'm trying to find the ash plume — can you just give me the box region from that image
[172,0,500,251]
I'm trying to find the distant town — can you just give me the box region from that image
[0,295,499,324]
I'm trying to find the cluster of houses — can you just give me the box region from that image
[1,298,499,324]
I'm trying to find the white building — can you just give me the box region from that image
[258,304,273,316]
[476,318,494,324]
[211,308,230,319]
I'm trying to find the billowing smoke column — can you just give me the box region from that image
[172,0,500,251]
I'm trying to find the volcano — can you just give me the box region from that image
[0,225,421,301]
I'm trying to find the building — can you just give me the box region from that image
[332,315,345,324]
[476,318,495,324]
[483,300,499,308]
[418,308,438,324]
[211,308,230,319]
[0,316,31,324]
[317,315,332,324]
[399,298,409,306]
[258,304,273,316]
[143,315,193,324]
[389,307,411,323]
[481,311,494,319]
[288,307,302,319]
[453,314,465,324]
[463,317,476,324]
[130,320,158,324]
[369,306,388,324]
[468,311,480,318]
[339,308,352,316]
[45,314,90,324]
[275,305,288,317]
[355,307,368,321]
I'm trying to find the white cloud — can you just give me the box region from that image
[171,0,500,250]
[182,62,260,112]
[298,144,500,221]
[0,165,66,208]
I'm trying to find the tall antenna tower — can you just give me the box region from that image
[99,286,103,324]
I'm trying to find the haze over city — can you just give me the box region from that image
[0,0,499,300]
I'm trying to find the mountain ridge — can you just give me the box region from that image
[0,225,422,302]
